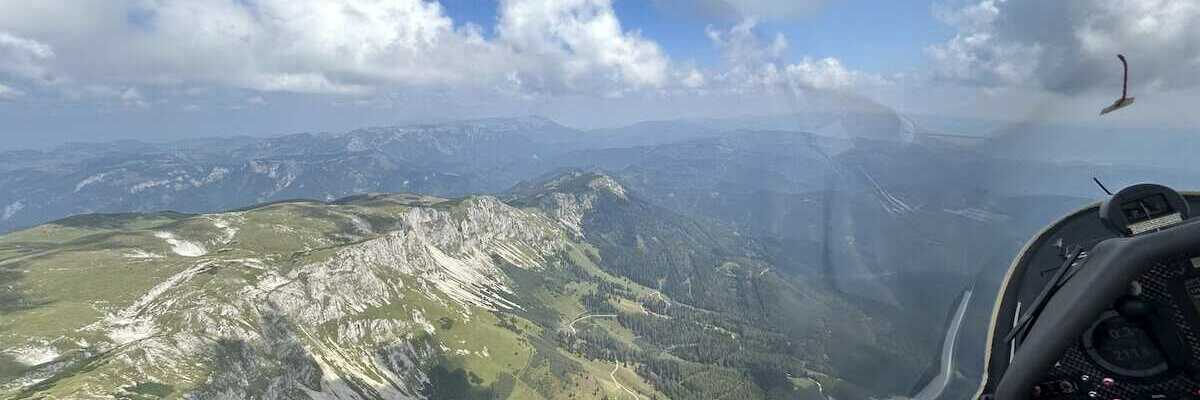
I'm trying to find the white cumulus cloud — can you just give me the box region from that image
[120,87,148,108]
[786,57,870,91]
[0,0,671,97]
[497,0,670,92]
[704,20,886,92]
[0,31,54,82]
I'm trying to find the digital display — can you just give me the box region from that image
[1121,194,1172,221]
[1084,313,1168,377]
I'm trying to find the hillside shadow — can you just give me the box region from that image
[189,309,509,399]
[0,261,48,315]
[189,309,324,399]
[49,212,189,230]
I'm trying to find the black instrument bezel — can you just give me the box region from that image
[978,186,1200,400]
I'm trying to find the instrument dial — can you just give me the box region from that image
[1083,311,1169,378]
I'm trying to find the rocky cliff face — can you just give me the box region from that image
[1,183,581,398]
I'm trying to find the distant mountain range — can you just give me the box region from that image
[0,110,924,234]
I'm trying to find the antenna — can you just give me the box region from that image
[1101,54,1135,115]
[1093,177,1114,196]
[1119,54,1129,99]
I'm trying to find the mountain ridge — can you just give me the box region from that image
[0,170,930,399]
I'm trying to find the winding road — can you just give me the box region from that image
[610,364,641,399]
[911,289,973,400]
[566,314,616,335]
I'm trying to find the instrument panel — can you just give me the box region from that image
[979,185,1200,400]
[1033,257,1200,399]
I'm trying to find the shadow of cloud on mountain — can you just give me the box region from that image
[48,212,191,230]
[189,308,462,399]
[422,363,512,400]
[189,309,325,399]
[0,261,49,315]
[0,353,31,391]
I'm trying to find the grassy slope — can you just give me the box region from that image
[0,196,676,399]
[1,175,913,399]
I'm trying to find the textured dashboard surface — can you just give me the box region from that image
[983,194,1200,399]
[1036,258,1200,399]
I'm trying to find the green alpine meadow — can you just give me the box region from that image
[0,171,929,399]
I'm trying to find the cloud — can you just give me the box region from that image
[785,57,879,91]
[681,68,706,88]
[0,0,670,98]
[704,20,887,92]
[0,83,25,100]
[120,87,148,108]
[0,0,889,131]
[652,0,826,22]
[0,31,54,82]
[706,19,788,67]
[497,0,670,93]
[0,0,507,94]
[928,0,1200,93]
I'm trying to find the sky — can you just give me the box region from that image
[1,0,1199,149]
